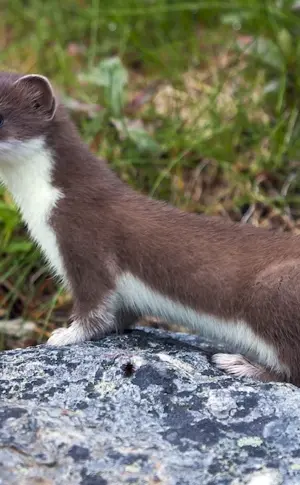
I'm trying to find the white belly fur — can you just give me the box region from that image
[117,272,284,374]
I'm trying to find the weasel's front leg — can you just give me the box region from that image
[47,302,117,346]
[47,315,115,347]
[46,296,139,347]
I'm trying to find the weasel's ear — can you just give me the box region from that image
[14,74,57,120]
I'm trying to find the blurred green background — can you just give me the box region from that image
[0,0,300,348]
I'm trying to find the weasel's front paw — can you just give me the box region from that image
[47,323,89,346]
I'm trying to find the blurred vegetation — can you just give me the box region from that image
[0,0,300,348]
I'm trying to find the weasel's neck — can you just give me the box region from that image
[0,137,65,279]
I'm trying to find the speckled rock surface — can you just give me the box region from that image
[0,327,300,485]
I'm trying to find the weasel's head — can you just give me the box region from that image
[0,72,57,164]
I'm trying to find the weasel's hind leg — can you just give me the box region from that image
[212,353,283,383]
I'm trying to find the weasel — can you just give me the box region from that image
[0,72,299,385]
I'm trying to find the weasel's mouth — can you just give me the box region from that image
[0,139,24,153]
[0,140,18,161]
[0,137,45,163]
[0,141,14,151]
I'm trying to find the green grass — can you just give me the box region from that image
[0,0,300,348]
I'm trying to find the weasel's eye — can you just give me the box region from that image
[0,115,4,127]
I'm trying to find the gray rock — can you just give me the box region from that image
[0,327,300,485]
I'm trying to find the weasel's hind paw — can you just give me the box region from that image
[212,353,279,382]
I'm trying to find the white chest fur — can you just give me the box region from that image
[0,137,65,280]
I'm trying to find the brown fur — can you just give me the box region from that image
[1,72,300,385]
